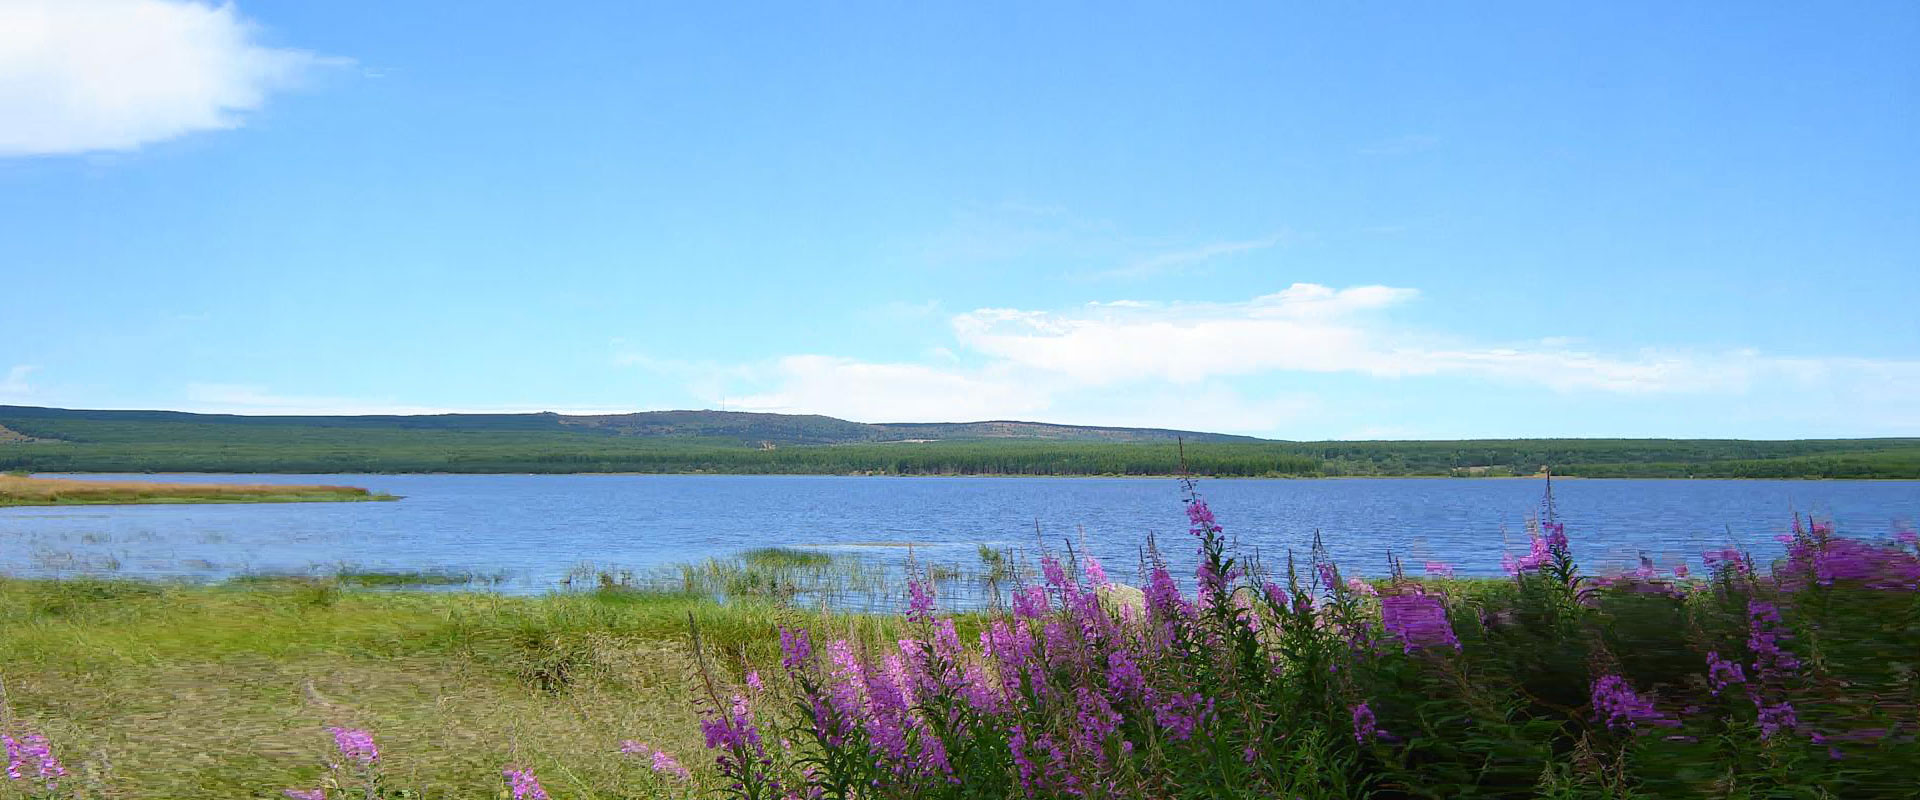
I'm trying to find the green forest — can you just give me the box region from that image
[3,406,1918,478]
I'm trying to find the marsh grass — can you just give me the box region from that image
[0,575,936,798]
[0,475,394,507]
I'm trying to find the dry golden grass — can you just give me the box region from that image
[0,475,385,507]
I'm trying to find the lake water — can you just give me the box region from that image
[3,474,1917,597]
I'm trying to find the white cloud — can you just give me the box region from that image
[727,356,1050,423]
[0,0,341,156]
[619,283,1920,435]
[947,283,1894,395]
[2,365,38,396]
[952,283,1424,385]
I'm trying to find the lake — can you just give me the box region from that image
[3,474,1916,597]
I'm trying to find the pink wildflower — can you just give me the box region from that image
[504,766,549,800]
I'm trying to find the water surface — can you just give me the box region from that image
[3,474,1915,594]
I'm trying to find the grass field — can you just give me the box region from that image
[0,576,925,798]
[0,474,392,507]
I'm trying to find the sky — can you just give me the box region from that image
[1,1,1916,439]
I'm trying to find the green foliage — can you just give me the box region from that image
[5,406,1919,477]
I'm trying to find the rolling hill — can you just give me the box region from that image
[1,405,1917,478]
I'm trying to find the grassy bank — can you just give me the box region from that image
[0,576,924,797]
[4,486,1917,798]
[0,474,393,507]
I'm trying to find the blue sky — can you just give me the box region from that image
[2,1,1916,439]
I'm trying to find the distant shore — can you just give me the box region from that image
[18,470,1920,482]
[0,474,395,507]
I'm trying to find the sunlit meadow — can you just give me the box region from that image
[4,480,1917,799]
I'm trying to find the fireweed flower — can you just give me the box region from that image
[1072,686,1123,764]
[1316,563,1341,594]
[1591,675,1676,731]
[1351,702,1380,744]
[504,766,550,800]
[822,639,868,744]
[1784,537,1920,591]
[5,732,65,788]
[1083,555,1110,587]
[1705,651,1746,696]
[1747,601,1800,674]
[1756,700,1800,740]
[1149,691,1212,742]
[326,726,378,766]
[282,789,325,800]
[908,578,937,622]
[1041,555,1069,590]
[1380,591,1459,653]
[780,627,813,671]
[1542,521,1569,553]
[622,741,694,780]
[861,655,915,766]
[1186,498,1220,537]
[1504,531,1555,575]
[1012,585,1050,619]
[1105,648,1146,701]
[1345,577,1378,597]
[1423,561,1455,579]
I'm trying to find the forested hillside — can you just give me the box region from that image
[2,406,1917,478]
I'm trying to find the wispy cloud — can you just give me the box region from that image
[1093,235,1287,280]
[618,283,1920,435]
[0,0,346,157]
[1,365,38,396]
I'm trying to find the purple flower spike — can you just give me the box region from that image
[1083,555,1110,586]
[908,579,937,622]
[1705,651,1745,696]
[5,732,67,790]
[504,766,549,800]
[779,626,812,671]
[326,726,378,767]
[1186,498,1220,537]
[1351,701,1380,744]
[283,790,326,800]
[1591,675,1677,731]
[1012,585,1050,619]
[623,740,694,780]
[1381,591,1459,652]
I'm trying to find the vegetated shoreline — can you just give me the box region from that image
[0,474,396,508]
[20,469,1920,482]
[5,512,1917,797]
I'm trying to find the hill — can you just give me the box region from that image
[1,405,1917,478]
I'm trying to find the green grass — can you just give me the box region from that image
[739,547,835,569]
[225,570,492,589]
[0,576,932,798]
